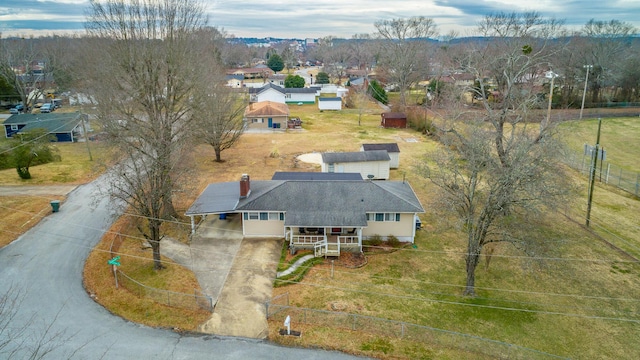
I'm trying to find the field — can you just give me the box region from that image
[2,104,639,359]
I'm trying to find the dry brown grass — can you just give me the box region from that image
[0,195,64,247]
[83,214,211,330]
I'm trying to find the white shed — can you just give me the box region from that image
[318,97,342,111]
[321,150,390,180]
[361,143,400,169]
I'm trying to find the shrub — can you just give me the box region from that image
[366,234,383,247]
[387,235,401,248]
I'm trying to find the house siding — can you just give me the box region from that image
[362,213,416,242]
[322,160,390,180]
[243,218,285,237]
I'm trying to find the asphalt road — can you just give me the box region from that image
[0,172,363,359]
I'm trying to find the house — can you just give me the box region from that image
[243,101,290,130]
[268,74,286,87]
[185,174,425,256]
[321,150,390,180]
[284,87,317,104]
[361,143,400,169]
[318,97,342,111]
[380,112,407,128]
[249,83,286,103]
[225,74,244,88]
[3,112,89,142]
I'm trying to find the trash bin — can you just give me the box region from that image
[50,200,60,213]
[219,213,227,220]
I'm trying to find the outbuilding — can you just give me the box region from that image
[380,112,407,128]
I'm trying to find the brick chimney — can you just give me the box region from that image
[239,174,251,198]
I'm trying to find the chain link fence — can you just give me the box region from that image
[266,293,566,360]
[564,151,640,197]
[116,269,213,312]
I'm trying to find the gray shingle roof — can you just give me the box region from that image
[271,172,363,181]
[186,179,424,227]
[362,143,400,153]
[321,150,390,164]
[4,112,84,134]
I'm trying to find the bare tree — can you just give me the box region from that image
[193,63,248,162]
[84,0,209,269]
[374,16,439,108]
[0,36,57,110]
[419,12,572,296]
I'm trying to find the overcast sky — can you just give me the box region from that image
[1,0,639,39]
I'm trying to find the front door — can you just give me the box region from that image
[268,118,273,128]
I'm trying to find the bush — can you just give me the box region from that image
[365,234,383,247]
[386,235,401,248]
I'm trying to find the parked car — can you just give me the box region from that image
[40,103,53,113]
[10,104,24,114]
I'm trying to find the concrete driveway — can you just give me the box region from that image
[161,214,283,339]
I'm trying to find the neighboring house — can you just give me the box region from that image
[380,112,407,128]
[318,97,342,111]
[249,83,286,103]
[185,174,425,256]
[225,74,244,88]
[361,143,400,169]
[284,87,317,104]
[243,101,290,130]
[3,112,89,142]
[268,74,286,87]
[321,150,390,180]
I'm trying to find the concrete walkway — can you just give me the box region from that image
[277,254,314,278]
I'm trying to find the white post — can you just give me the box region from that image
[284,315,291,335]
[190,215,195,234]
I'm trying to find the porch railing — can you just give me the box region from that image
[337,235,359,245]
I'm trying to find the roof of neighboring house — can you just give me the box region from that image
[321,150,390,164]
[362,143,400,153]
[186,179,424,227]
[249,82,285,94]
[381,112,406,119]
[318,97,341,101]
[285,87,317,94]
[271,172,363,181]
[244,101,290,117]
[228,67,274,75]
[4,112,84,134]
[226,74,244,81]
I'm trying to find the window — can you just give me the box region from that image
[11,124,18,131]
[385,213,400,222]
[252,118,263,123]
[328,163,335,173]
[268,212,279,221]
[367,213,400,222]
[247,212,259,220]
[260,212,268,220]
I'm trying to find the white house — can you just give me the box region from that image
[321,150,390,180]
[318,97,342,111]
[285,88,317,104]
[249,83,286,103]
[361,143,400,169]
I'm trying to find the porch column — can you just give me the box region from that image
[190,215,195,234]
[358,228,363,252]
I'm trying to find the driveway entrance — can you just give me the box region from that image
[161,214,282,339]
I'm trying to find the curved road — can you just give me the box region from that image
[0,173,362,359]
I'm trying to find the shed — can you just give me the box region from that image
[361,143,400,169]
[318,97,342,111]
[380,112,407,128]
[321,150,390,180]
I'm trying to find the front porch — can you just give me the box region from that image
[286,227,362,257]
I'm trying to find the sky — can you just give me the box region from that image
[1,0,640,39]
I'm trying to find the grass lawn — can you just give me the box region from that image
[3,102,639,359]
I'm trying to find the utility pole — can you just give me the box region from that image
[580,65,592,120]
[586,117,602,227]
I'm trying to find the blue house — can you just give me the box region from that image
[3,112,88,142]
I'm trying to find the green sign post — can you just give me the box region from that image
[108,256,121,288]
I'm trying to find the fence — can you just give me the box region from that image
[116,269,213,312]
[266,293,566,360]
[564,151,640,197]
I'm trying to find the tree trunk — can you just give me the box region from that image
[148,220,164,270]
[214,147,222,162]
[464,248,480,296]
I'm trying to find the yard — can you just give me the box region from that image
[2,102,639,359]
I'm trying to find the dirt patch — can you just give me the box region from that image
[296,152,322,165]
[329,252,367,268]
